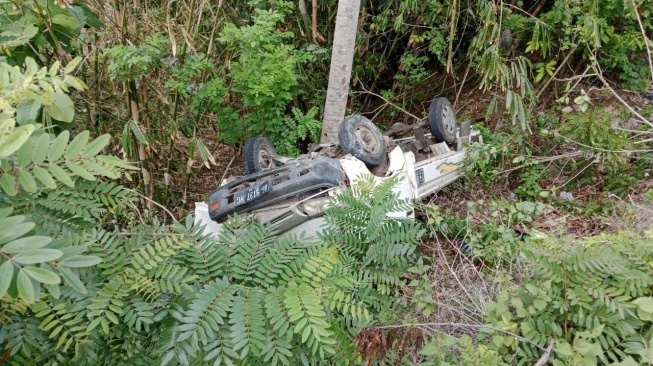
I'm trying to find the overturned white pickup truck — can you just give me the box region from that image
[195,97,482,238]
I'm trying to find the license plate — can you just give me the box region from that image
[233,180,271,206]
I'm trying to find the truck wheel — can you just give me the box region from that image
[243,137,277,174]
[429,97,457,143]
[338,115,386,167]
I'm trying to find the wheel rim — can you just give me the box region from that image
[355,125,382,155]
[257,147,275,170]
[441,105,456,134]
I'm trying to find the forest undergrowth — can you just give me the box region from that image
[1,0,653,364]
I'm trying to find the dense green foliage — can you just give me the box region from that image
[0,174,426,365]
[417,231,653,366]
[2,0,653,364]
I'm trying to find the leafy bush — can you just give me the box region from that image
[483,231,653,365]
[1,57,135,305]
[413,227,653,366]
[561,108,631,171]
[210,5,320,155]
[0,174,426,365]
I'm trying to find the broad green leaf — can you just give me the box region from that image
[15,136,34,166]
[48,165,74,187]
[46,93,75,123]
[65,130,89,158]
[0,174,17,196]
[59,267,86,294]
[33,166,57,189]
[59,255,101,268]
[18,170,37,193]
[2,236,52,254]
[0,221,35,245]
[46,283,60,299]
[25,57,38,74]
[73,4,103,28]
[13,249,63,264]
[48,61,61,76]
[0,260,14,299]
[0,124,35,158]
[24,267,60,284]
[16,100,42,125]
[64,57,82,74]
[634,297,653,313]
[48,130,69,162]
[66,161,95,180]
[82,134,110,158]
[32,133,51,164]
[0,206,12,219]
[129,120,148,145]
[51,13,82,31]
[63,75,87,91]
[17,269,35,302]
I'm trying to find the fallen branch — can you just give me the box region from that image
[588,48,653,129]
[533,341,555,366]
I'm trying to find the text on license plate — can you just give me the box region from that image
[234,180,271,206]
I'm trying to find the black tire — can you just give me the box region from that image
[338,115,386,167]
[429,97,457,143]
[243,137,277,174]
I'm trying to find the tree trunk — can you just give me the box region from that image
[320,0,361,144]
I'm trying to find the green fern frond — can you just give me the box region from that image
[86,279,130,334]
[122,295,156,332]
[252,234,308,287]
[329,321,356,365]
[125,274,167,306]
[0,131,136,197]
[264,287,294,342]
[130,235,192,275]
[201,329,239,366]
[149,263,197,294]
[278,243,325,284]
[86,230,128,275]
[229,287,267,358]
[1,295,30,323]
[324,288,371,323]
[0,315,48,360]
[299,247,338,287]
[230,222,277,284]
[282,281,335,358]
[32,299,90,353]
[173,278,235,353]
[259,329,293,366]
[173,217,228,282]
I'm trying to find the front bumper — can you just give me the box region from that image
[207,156,345,223]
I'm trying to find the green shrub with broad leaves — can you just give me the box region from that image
[0,172,426,365]
[420,205,653,366]
[0,56,136,305]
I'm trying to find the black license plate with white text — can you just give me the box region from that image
[233,180,271,206]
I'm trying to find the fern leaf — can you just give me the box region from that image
[260,329,293,366]
[86,279,130,334]
[252,234,308,286]
[229,287,266,358]
[32,299,89,353]
[264,287,294,342]
[173,217,228,282]
[283,281,335,356]
[174,278,235,350]
[299,247,338,287]
[230,222,277,284]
